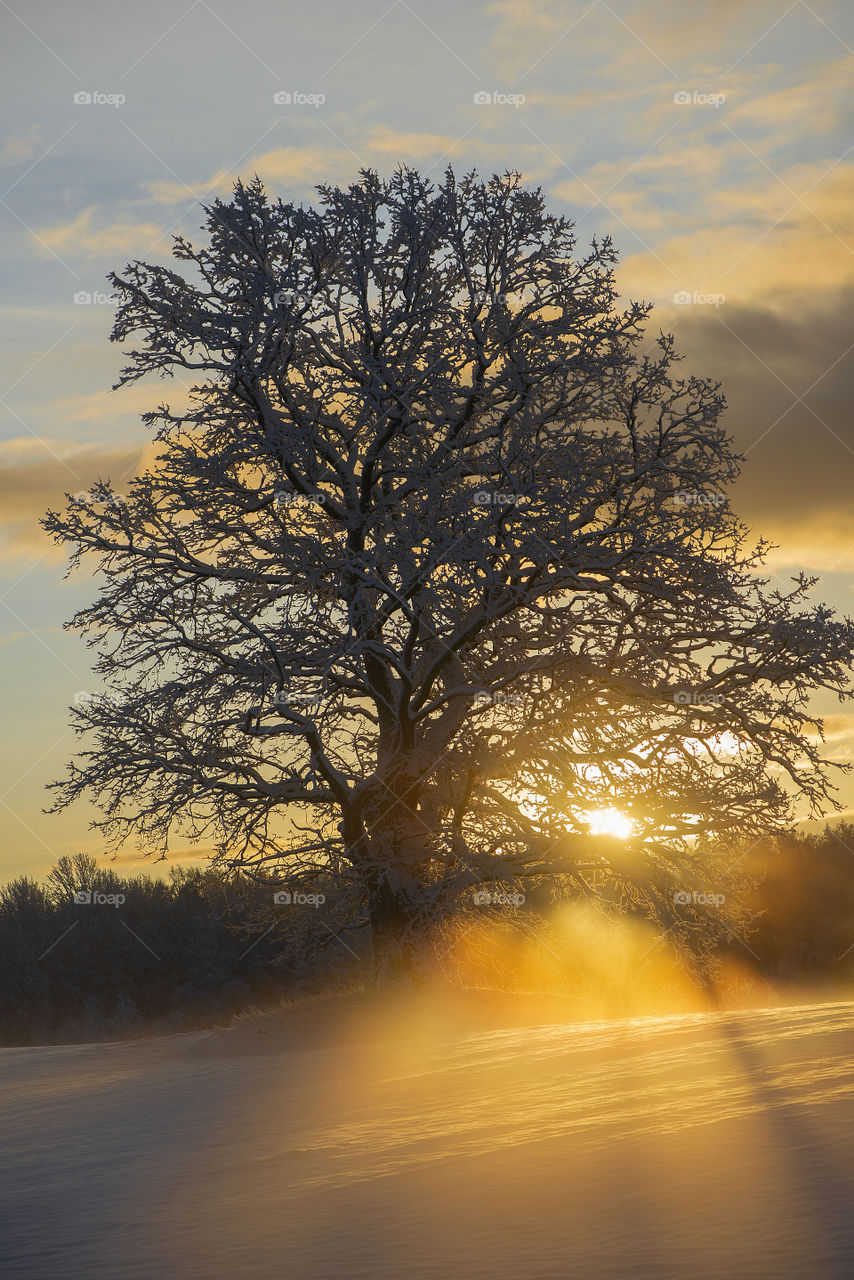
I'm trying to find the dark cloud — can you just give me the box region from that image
[667,287,854,565]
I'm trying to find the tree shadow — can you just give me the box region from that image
[718,1011,854,1277]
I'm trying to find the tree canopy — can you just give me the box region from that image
[44,167,854,978]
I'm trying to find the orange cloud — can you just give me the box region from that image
[35,207,169,258]
[0,440,147,563]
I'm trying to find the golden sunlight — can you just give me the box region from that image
[584,808,635,839]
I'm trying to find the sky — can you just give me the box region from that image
[1,0,854,881]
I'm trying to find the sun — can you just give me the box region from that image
[584,808,635,839]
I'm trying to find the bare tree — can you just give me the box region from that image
[44,168,854,981]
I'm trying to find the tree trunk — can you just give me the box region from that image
[366,876,425,986]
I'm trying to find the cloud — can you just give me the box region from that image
[361,126,474,162]
[483,0,570,77]
[809,713,854,747]
[611,160,854,307]
[0,125,45,166]
[141,146,345,206]
[483,0,791,80]
[41,381,194,426]
[551,138,737,239]
[142,135,505,209]
[34,207,168,259]
[0,440,147,564]
[726,53,854,141]
[625,0,813,64]
[659,287,854,570]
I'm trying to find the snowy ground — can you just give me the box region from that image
[2,996,854,1279]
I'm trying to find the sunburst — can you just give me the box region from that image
[584,808,635,839]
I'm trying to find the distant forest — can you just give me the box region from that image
[2,827,854,1046]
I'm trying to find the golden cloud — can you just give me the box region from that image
[484,0,788,77]
[35,207,169,258]
[141,146,348,206]
[612,162,854,306]
[0,440,148,563]
[726,53,854,138]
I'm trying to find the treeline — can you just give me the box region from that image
[0,854,363,1045]
[738,823,854,980]
[2,826,854,1045]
